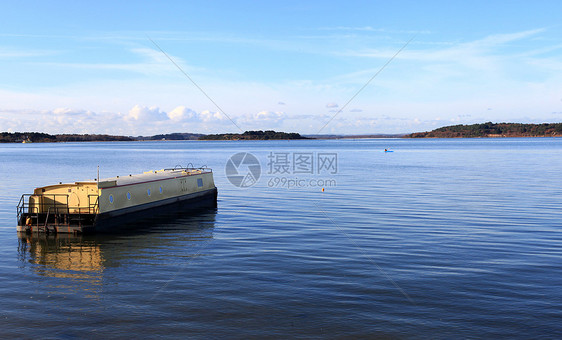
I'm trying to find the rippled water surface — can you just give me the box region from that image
[1,138,561,338]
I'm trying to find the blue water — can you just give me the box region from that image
[0,138,561,338]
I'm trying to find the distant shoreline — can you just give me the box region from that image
[4,135,558,144]
[3,122,561,143]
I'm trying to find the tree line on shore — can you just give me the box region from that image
[407,122,562,138]
[0,132,134,143]
[0,130,308,143]
[200,130,308,140]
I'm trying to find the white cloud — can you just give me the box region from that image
[125,105,167,121]
[255,110,285,121]
[0,108,118,134]
[326,102,339,108]
[167,106,197,122]
[233,110,288,130]
[52,107,90,115]
[200,110,228,123]
[0,104,245,135]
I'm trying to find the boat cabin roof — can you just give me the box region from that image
[34,168,212,191]
[98,168,211,188]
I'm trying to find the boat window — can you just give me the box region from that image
[197,178,203,187]
[159,186,163,194]
[109,195,114,204]
[127,192,131,200]
[147,188,151,196]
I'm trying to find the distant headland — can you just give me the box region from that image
[407,122,562,138]
[199,130,309,140]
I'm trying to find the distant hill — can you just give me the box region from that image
[199,130,310,140]
[0,132,134,143]
[304,134,406,139]
[408,122,562,138]
[137,132,205,141]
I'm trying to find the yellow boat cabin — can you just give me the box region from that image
[17,166,217,233]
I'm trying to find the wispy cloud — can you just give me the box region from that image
[339,28,546,61]
[325,27,560,95]
[318,26,431,35]
[319,26,385,32]
[31,47,202,76]
[0,46,60,58]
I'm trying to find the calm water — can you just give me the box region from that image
[0,138,561,338]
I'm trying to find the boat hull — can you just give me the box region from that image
[18,187,217,234]
[94,187,217,232]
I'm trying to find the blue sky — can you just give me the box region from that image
[1,1,562,135]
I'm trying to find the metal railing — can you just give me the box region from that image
[165,164,212,173]
[17,193,99,231]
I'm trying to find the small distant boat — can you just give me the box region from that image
[384,149,393,152]
[17,165,217,234]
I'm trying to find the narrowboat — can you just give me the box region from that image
[17,166,217,233]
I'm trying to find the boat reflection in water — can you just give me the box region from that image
[17,208,217,298]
